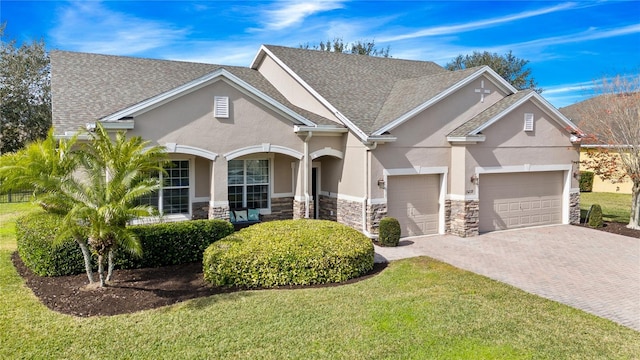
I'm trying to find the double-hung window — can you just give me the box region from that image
[138,160,190,215]
[228,159,269,209]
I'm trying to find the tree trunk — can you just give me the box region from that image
[628,181,640,230]
[76,239,94,284]
[106,249,115,283]
[97,254,106,287]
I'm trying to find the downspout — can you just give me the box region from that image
[363,141,378,234]
[303,132,313,218]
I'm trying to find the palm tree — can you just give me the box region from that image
[0,124,167,287]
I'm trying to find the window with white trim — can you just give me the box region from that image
[214,96,229,118]
[137,160,190,215]
[228,159,269,209]
[524,113,534,132]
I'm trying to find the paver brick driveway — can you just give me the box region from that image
[374,225,640,331]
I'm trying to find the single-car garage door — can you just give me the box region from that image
[387,175,440,237]
[479,171,563,232]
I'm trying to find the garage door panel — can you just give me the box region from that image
[387,175,440,237]
[480,172,563,232]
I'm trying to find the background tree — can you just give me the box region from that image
[300,37,390,57]
[571,75,640,229]
[0,124,168,286]
[445,50,540,92]
[0,23,51,154]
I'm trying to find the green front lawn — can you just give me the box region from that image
[580,192,632,223]
[1,203,638,359]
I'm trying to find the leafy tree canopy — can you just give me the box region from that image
[300,37,391,57]
[445,50,541,92]
[0,23,51,154]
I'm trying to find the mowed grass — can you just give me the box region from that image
[580,192,632,223]
[1,203,639,359]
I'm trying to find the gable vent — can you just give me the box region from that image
[524,113,534,132]
[214,96,229,118]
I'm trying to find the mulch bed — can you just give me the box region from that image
[11,252,386,317]
[12,221,638,318]
[577,220,640,238]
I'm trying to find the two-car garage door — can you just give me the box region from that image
[387,175,440,237]
[479,171,563,232]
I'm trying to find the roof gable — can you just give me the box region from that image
[448,90,581,141]
[51,51,337,134]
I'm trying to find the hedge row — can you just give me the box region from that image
[16,212,234,276]
[203,219,374,288]
[580,171,594,192]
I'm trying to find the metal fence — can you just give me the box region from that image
[0,190,32,204]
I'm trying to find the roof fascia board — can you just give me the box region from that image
[470,91,581,135]
[293,125,348,133]
[446,135,486,143]
[372,66,517,136]
[100,68,316,127]
[255,46,370,142]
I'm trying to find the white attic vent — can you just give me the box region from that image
[214,96,229,118]
[524,113,534,132]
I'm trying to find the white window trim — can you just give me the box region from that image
[228,156,272,212]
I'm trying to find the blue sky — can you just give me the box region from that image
[1,0,639,107]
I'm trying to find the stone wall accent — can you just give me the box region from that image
[569,191,580,225]
[366,203,387,235]
[262,197,294,221]
[444,199,452,234]
[192,202,210,220]
[293,199,305,219]
[319,195,337,221]
[337,198,363,231]
[449,199,479,237]
[208,205,230,221]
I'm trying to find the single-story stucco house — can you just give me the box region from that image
[51,45,582,237]
[560,96,637,194]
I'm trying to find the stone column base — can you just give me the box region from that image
[209,205,230,221]
[570,191,580,224]
[449,199,479,237]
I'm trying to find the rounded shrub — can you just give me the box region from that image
[588,204,604,228]
[378,217,401,247]
[203,219,375,288]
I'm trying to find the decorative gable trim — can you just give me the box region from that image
[524,113,534,131]
[469,91,580,136]
[214,96,229,118]
[100,68,316,127]
[372,66,518,136]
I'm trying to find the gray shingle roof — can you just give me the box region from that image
[448,90,534,137]
[51,50,336,134]
[263,45,462,134]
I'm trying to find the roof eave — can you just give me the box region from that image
[447,135,486,144]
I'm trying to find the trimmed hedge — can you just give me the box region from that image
[580,171,594,192]
[16,212,234,276]
[203,219,375,288]
[378,217,401,247]
[16,211,85,276]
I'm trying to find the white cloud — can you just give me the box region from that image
[50,1,188,55]
[254,0,345,31]
[378,2,577,42]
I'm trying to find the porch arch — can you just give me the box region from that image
[310,147,343,160]
[224,143,303,160]
[163,143,218,161]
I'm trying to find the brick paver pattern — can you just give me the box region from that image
[374,225,640,331]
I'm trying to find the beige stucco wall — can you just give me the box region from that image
[335,132,366,198]
[579,149,633,194]
[129,80,304,155]
[255,55,341,124]
[194,156,211,198]
[369,76,509,199]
